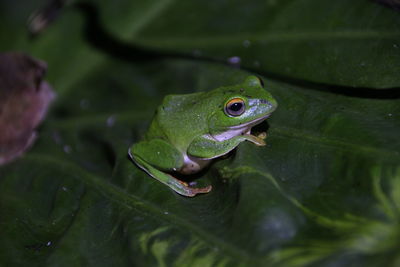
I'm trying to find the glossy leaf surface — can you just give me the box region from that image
[1,0,399,266]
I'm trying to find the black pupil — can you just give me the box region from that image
[230,102,243,112]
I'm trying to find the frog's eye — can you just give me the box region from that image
[225,98,246,116]
[257,76,265,88]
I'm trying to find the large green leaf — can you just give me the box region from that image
[1,0,400,266]
[132,0,400,89]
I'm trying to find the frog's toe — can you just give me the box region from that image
[244,134,266,146]
[190,184,213,195]
[257,132,267,140]
[168,177,212,197]
[179,184,212,197]
[182,184,212,197]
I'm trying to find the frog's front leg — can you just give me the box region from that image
[187,133,265,159]
[129,139,212,197]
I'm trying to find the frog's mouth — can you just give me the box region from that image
[227,114,270,130]
[211,114,270,142]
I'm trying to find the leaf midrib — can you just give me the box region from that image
[23,153,257,265]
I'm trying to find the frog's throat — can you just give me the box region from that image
[211,114,270,142]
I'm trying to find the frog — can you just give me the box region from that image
[128,76,278,197]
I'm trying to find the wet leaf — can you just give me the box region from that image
[132,0,400,88]
[0,1,399,266]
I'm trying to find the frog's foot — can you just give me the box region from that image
[243,133,266,146]
[170,179,212,197]
[257,131,267,140]
[129,146,212,197]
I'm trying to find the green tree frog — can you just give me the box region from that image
[129,76,277,197]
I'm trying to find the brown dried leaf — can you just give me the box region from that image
[0,52,55,165]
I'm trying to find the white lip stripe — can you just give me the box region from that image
[212,127,250,142]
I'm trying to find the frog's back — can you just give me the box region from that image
[148,92,210,148]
